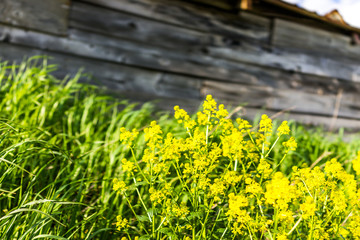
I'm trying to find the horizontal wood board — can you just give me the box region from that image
[68,2,360,82]
[0,0,70,35]
[78,0,270,42]
[0,0,360,129]
[272,19,360,61]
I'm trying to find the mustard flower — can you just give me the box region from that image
[282,137,297,152]
[174,105,196,129]
[277,121,290,136]
[116,215,129,231]
[144,121,163,149]
[202,94,217,116]
[353,150,360,176]
[209,178,226,201]
[121,158,135,173]
[113,178,127,193]
[276,233,288,240]
[300,196,316,219]
[245,178,262,195]
[259,114,272,136]
[265,172,297,210]
[149,187,167,206]
[120,127,139,146]
[216,104,229,119]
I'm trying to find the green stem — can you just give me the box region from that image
[265,136,280,158]
[287,216,303,235]
[124,194,150,235]
[209,208,222,236]
[206,113,210,145]
[130,147,150,184]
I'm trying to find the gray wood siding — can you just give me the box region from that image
[0,0,70,35]
[0,0,360,129]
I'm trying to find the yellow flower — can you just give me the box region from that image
[227,192,248,220]
[216,104,229,120]
[277,121,290,136]
[259,114,272,136]
[276,233,288,240]
[116,215,129,231]
[245,178,263,195]
[352,150,360,176]
[174,105,196,129]
[330,189,347,213]
[209,178,226,200]
[113,178,127,193]
[265,172,297,210]
[282,137,297,152]
[149,187,167,206]
[203,95,217,116]
[300,196,316,219]
[119,128,139,146]
[197,111,208,125]
[121,158,135,173]
[144,121,163,149]
[172,203,189,218]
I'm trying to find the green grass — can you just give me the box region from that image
[0,57,359,239]
[0,57,174,239]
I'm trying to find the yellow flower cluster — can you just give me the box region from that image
[116,215,129,231]
[113,178,127,193]
[112,95,360,240]
[120,127,139,146]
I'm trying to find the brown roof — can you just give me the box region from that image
[240,0,360,34]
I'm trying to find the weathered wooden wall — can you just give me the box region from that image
[1,0,360,129]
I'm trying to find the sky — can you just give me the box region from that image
[283,0,360,28]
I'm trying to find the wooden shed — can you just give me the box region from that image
[1,0,360,129]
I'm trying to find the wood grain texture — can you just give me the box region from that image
[201,80,360,120]
[205,43,360,82]
[0,42,201,99]
[273,19,360,60]
[241,107,360,131]
[0,0,70,35]
[67,2,360,81]
[0,24,254,83]
[69,1,218,50]
[79,0,270,42]
[2,23,360,95]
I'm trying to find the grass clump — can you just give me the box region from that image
[0,57,172,239]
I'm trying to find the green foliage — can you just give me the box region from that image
[0,57,359,239]
[0,57,172,239]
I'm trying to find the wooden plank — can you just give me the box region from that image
[3,23,360,119]
[272,18,360,60]
[1,44,359,129]
[0,24,263,83]
[201,80,360,120]
[69,3,360,81]
[3,23,360,92]
[186,0,237,10]
[4,22,360,89]
[69,1,218,50]
[239,107,360,131]
[0,42,202,99]
[205,42,360,82]
[0,0,70,35]
[79,0,270,42]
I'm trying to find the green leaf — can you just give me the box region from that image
[158,227,176,238]
[187,211,202,220]
[33,234,68,240]
[138,234,151,240]
[136,215,150,222]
